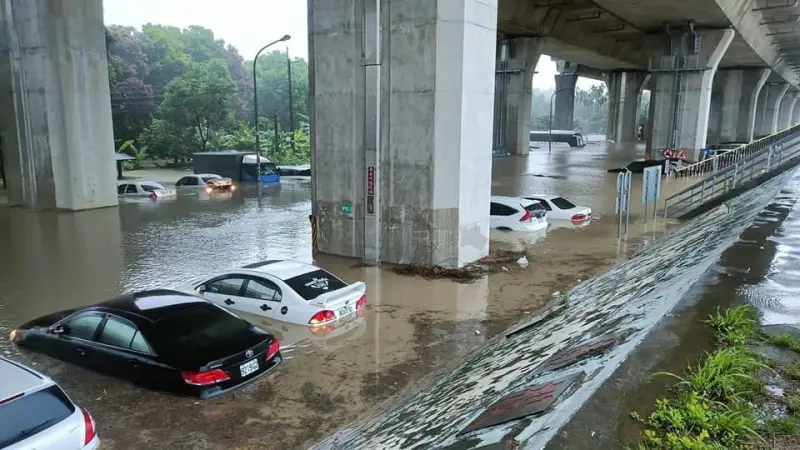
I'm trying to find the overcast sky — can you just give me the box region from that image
[103,0,599,90]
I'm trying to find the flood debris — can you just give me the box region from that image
[391,250,529,282]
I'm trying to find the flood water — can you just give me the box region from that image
[549,172,800,449]
[0,141,689,449]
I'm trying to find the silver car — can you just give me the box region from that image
[0,356,99,450]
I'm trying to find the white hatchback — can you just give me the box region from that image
[490,196,548,232]
[189,260,367,327]
[0,356,99,450]
[117,180,177,199]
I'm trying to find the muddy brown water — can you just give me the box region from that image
[548,173,800,450]
[0,143,690,449]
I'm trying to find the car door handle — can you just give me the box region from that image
[224,299,235,305]
[77,348,86,356]
[260,304,272,311]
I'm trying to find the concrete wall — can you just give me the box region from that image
[308,0,496,267]
[0,0,117,211]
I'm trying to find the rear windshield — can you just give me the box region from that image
[284,269,348,300]
[140,183,165,192]
[525,202,545,211]
[151,303,251,349]
[0,385,74,448]
[201,176,221,182]
[551,197,576,209]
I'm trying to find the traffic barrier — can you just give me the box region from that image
[644,152,652,160]
[309,215,318,251]
[676,148,688,160]
[662,149,676,159]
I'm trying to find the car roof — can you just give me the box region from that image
[491,195,539,206]
[0,356,52,401]
[523,194,560,200]
[94,289,210,323]
[194,173,221,178]
[241,260,319,280]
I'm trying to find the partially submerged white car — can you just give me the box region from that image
[190,260,367,326]
[523,195,592,223]
[117,181,176,200]
[490,196,548,232]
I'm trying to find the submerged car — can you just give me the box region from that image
[190,260,367,327]
[9,290,281,399]
[0,356,99,450]
[490,196,548,232]
[175,173,236,194]
[117,181,177,200]
[523,195,592,223]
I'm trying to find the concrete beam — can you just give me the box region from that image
[0,0,117,210]
[308,0,495,267]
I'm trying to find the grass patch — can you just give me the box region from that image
[787,363,800,380]
[630,306,770,449]
[771,333,800,353]
[764,416,799,437]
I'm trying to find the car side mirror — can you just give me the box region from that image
[196,285,206,294]
[51,325,67,335]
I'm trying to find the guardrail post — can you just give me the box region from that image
[712,156,718,174]
[767,146,773,172]
[732,164,738,189]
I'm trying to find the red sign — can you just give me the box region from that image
[367,166,375,196]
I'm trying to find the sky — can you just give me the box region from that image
[103,0,599,90]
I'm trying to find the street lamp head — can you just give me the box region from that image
[280,34,291,42]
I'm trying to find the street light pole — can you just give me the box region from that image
[253,34,291,197]
[287,48,296,153]
[548,87,573,154]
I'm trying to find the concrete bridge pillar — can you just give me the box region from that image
[606,72,648,143]
[308,0,496,267]
[553,69,578,130]
[495,38,541,155]
[709,69,769,144]
[755,83,789,137]
[648,29,734,161]
[0,0,117,210]
[779,91,799,131]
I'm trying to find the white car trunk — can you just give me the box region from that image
[308,282,366,319]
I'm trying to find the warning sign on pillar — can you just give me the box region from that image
[366,166,375,215]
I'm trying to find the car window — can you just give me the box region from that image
[184,177,199,186]
[201,176,221,183]
[243,279,282,302]
[0,385,75,448]
[98,316,140,350]
[206,277,246,296]
[64,314,103,340]
[261,163,279,176]
[283,269,348,300]
[117,184,127,194]
[149,303,252,356]
[125,184,138,194]
[529,198,551,211]
[140,183,165,192]
[176,177,188,186]
[130,331,151,353]
[551,197,576,209]
[490,202,518,216]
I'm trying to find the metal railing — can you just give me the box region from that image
[672,124,800,178]
[664,131,800,219]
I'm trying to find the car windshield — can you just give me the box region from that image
[0,385,75,448]
[284,269,348,300]
[201,176,221,182]
[151,303,251,351]
[140,183,165,192]
[551,197,576,209]
[260,162,279,176]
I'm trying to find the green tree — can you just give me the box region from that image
[138,118,193,164]
[158,59,236,153]
[248,50,309,131]
[140,24,191,88]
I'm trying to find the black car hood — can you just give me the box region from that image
[19,308,79,329]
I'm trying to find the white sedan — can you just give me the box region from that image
[189,260,367,326]
[175,173,235,193]
[117,181,176,199]
[523,195,592,222]
[490,196,548,232]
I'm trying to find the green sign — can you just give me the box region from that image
[341,203,353,215]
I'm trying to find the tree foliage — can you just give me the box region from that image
[530,84,610,135]
[105,23,311,165]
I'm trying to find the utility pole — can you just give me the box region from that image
[287,48,296,152]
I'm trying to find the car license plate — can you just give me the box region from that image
[239,359,259,377]
[337,305,354,317]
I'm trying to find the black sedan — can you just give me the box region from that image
[8,289,281,399]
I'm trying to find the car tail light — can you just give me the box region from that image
[149,192,157,200]
[180,369,231,386]
[266,339,280,360]
[356,295,367,310]
[571,213,588,222]
[81,408,96,445]
[519,205,532,223]
[309,310,336,325]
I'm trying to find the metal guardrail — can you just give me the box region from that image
[664,131,800,219]
[672,124,800,178]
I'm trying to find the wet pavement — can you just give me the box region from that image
[549,173,800,449]
[0,141,688,449]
